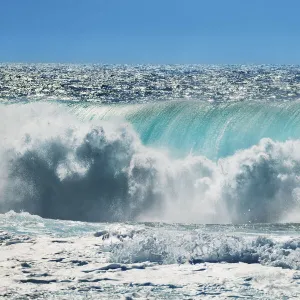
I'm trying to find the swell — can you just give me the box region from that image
[0,102,300,223]
[68,100,300,159]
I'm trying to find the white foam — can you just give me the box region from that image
[0,103,300,223]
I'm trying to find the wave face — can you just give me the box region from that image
[1,102,300,223]
[69,101,300,159]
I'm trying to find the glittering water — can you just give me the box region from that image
[1,64,300,103]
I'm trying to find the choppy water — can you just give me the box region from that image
[1,64,300,103]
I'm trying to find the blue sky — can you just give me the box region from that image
[1,0,299,64]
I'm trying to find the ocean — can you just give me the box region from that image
[0,64,300,299]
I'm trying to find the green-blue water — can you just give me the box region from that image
[69,100,300,159]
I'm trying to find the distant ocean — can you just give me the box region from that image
[0,64,300,299]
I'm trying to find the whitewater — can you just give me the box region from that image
[1,64,300,299]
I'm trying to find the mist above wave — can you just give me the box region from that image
[0,103,300,223]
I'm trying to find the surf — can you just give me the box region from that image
[1,101,300,224]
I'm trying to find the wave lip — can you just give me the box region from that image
[70,100,300,159]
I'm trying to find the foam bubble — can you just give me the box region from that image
[109,228,300,270]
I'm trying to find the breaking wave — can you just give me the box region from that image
[1,102,300,223]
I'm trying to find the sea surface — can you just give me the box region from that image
[0,64,300,299]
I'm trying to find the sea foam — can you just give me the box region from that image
[0,102,300,223]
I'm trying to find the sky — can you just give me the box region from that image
[1,0,300,64]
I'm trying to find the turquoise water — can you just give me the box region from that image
[69,100,300,159]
